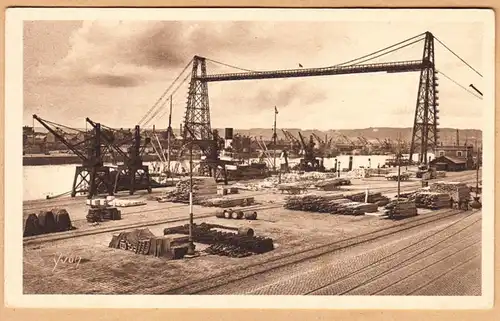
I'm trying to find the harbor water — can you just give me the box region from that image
[23,153,432,201]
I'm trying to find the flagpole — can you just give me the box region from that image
[273,106,278,172]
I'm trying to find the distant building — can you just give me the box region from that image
[432,144,474,170]
[434,144,474,159]
[430,155,468,171]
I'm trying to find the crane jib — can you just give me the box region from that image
[196,60,425,82]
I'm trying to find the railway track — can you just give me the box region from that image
[24,172,478,247]
[302,211,480,295]
[22,202,286,246]
[159,208,478,294]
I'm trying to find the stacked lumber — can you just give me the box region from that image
[200,196,255,208]
[429,181,470,202]
[277,182,309,194]
[112,199,146,207]
[161,177,218,203]
[344,191,390,206]
[283,193,346,213]
[315,178,351,191]
[384,199,418,218]
[414,192,451,209]
[283,194,378,215]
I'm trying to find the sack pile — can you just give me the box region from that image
[23,208,74,237]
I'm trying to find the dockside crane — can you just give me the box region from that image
[86,118,153,195]
[281,129,302,155]
[33,114,114,199]
[297,132,324,172]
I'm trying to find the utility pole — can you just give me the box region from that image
[273,106,278,172]
[397,134,402,202]
[186,141,195,256]
[167,96,173,180]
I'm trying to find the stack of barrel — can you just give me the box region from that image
[215,209,258,220]
[23,208,73,237]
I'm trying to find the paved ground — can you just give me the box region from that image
[199,210,481,295]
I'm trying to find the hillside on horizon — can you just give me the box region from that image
[28,126,482,145]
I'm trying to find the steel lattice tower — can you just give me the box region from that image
[183,56,213,141]
[409,32,439,164]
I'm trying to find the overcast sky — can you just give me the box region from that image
[23,18,485,130]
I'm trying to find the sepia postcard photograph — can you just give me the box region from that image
[3,7,495,310]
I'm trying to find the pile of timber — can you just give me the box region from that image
[284,193,345,213]
[344,191,390,206]
[283,193,378,215]
[414,192,451,209]
[160,177,218,204]
[384,199,418,218]
[315,178,351,191]
[199,196,255,208]
[23,208,74,237]
[429,181,470,202]
[164,223,274,257]
[109,228,189,259]
[277,182,309,194]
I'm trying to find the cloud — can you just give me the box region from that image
[35,21,276,88]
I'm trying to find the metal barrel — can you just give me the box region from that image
[238,227,255,237]
[223,209,233,219]
[244,211,258,220]
[235,210,244,219]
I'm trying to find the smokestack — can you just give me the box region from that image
[456,129,460,146]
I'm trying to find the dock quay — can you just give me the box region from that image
[23,169,481,295]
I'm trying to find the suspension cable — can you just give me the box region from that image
[350,38,425,66]
[435,36,483,77]
[142,70,192,127]
[333,32,426,67]
[205,57,257,72]
[436,69,483,100]
[138,58,193,126]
